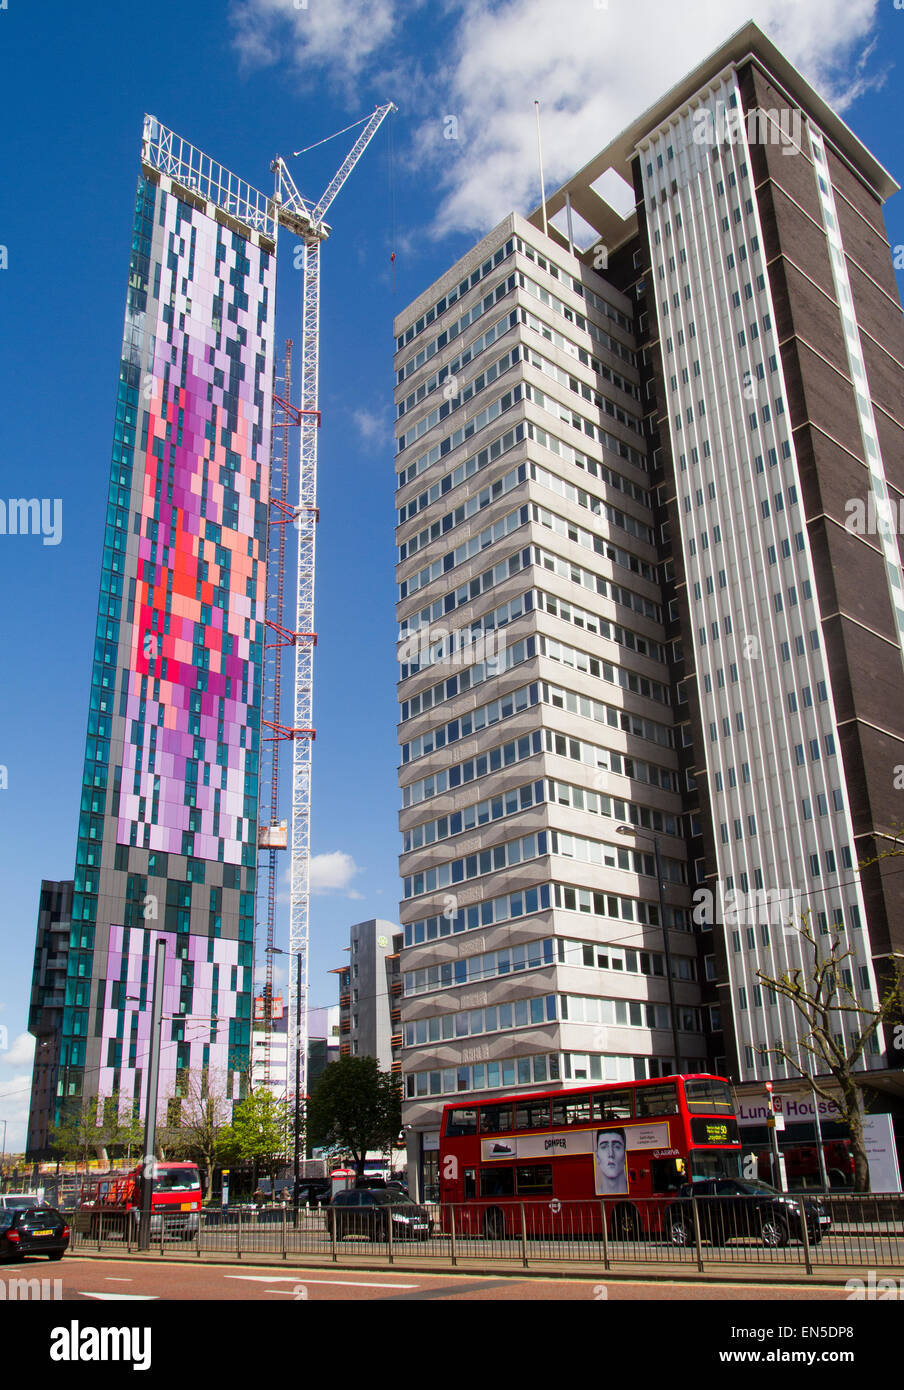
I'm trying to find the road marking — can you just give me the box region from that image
[105,1277,133,1282]
[223,1274,421,1289]
[78,1292,160,1301]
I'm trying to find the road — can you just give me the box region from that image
[15,1255,862,1301]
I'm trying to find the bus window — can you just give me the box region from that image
[446,1108,478,1136]
[479,1166,515,1197]
[684,1078,734,1114]
[635,1083,679,1117]
[513,1100,551,1130]
[479,1104,514,1134]
[593,1089,633,1121]
[551,1096,591,1126]
[464,1169,477,1199]
[516,1165,554,1195]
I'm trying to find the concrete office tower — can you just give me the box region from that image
[334,919,402,1074]
[624,26,904,1087]
[27,123,276,1155]
[394,22,904,1193]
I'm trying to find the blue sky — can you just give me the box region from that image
[1,0,903,1149]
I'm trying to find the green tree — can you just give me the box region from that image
[306,1057,402,1177]
[214,1087,290,1189]
[50,1095,102,1172]
[756,912,904,1192]
[50,1090,142,1169]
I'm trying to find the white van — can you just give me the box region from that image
[0,1191,45,1210]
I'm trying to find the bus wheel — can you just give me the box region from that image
[609,1205,640,1241]
[483,1208,505,1241]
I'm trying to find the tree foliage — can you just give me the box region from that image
[50,1090,143,1167]
[215,1087,290,1181]
[305,1057,402,1176]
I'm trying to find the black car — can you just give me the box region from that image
[667,1178,831,1248]
[0,1206,70,1261]
[297,1180,331,1209]
[326,1189,433,1241]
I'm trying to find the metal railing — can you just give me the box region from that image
[65,1193,904,1273]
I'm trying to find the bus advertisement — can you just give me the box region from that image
[78,1161,202,1240]
[439,1074,742,1240]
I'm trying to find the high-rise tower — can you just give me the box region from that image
[27,120,276,1152]
[394,22,904,1198]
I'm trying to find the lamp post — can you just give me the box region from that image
[1,1118,7,1172]
[267,945,303,1228]
[615,825,682,1072]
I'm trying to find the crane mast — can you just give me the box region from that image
[270,102,396,1139]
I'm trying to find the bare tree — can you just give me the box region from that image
[159,1068,234,1201]
[755,912,904,1191]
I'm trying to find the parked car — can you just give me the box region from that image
[0,1206,70,1261]
[297,1181,331,1208]
[0,1193,44,1211]
[667,1178,831,1247]
[326,1189,433,1241]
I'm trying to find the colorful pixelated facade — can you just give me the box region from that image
[34,148,277,1147]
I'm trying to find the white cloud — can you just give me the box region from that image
[415,0,885,236]
[232,0,885,239]
[230,0,399,85]
[309,850,364,895]
[1,1032,35,1071]
[352,407,392,446]
[0,1033,36,1153]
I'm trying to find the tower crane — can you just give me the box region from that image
[266,102,397,1141]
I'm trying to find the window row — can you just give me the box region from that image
[404,993,556,1046]
[523,343,644,436]
[396,309,517,418]
[400,455,520,564]
[542,725,676,792]
[396,345,521,453]
[400,493,527,601]
[518,270,635,366]
[404,1051,560,1099]
[396,237,515,352]
[402,829,546,900]
[400,634,534,728]
[532,501,656,583]
[400,679,538,764]
[521,307,640,400]
[553,882,690,932]
[561,994,701,1033]
[404,930,555,990]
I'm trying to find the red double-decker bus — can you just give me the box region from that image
[78,1161,202,1240]
[439,1074,742,1240]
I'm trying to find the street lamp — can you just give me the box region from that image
[615,824,683,1072]
[0,1118,7,1172]
[267,945,303,1228]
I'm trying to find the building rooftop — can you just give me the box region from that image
[527,20,898,258]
